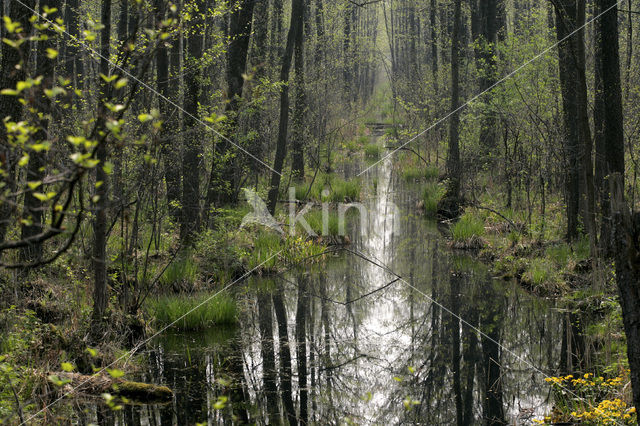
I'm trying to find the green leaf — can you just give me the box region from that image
[61,362,74,372]
[138,113,153,123]
[102,161,114,174]
[106,368,124,379]
[33,192,48,202]
[27,181,42,190]
[100,73,117,83]
[46,48,59,59]
[18,154,29,167]
[213,396,228,410]
[114,78,128,89]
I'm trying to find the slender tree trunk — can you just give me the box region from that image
[266,0,305,216]
[155,0,181,223]
[180,0,205,242]
[20,1,59,265]
[0,0,35,246]
[208,0,256,210]
[439,0,462,218]
[291,0,306,180]
[167,0,183,222]
[92,0,112,330]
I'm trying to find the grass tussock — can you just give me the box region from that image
[160,257,198,290]
[294,173,361,203]
[423,182,445,217]
[402,164,439,183]
[364,143,381,159]
[451,212,486,249]
[302,210,341,236]
[244,232,283,271]
[147,291,238,331]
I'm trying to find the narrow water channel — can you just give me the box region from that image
[86,134,565,425]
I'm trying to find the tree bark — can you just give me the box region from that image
[610,175,640,411]
[155,0,181,223]
[180,0,205,242]
[291,0,306,180]
[92,0,112,330]
[20,1,59,265]
[266,0,305,216]
[596,0,625,255]
[438,0,462,219]
[0,0,35,246]
[209,0,256,209]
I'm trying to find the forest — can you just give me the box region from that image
[0,0,640,423]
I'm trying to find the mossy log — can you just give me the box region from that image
[56,372,173,403]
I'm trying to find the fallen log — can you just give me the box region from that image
[53,372,173,403]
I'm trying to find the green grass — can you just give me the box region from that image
[402,165,424,182]
[364,143,381,159]
[423,182,445,217]
[147,291,238,331]
[303,210,341,236]
[545,243,571,266]
[451,213,485,242]
[245,232,283,270]
[425,165,439,180]
[402,165,440,183]
[160,257,198,288]
[523,258,560,289]
[294,174,361,202]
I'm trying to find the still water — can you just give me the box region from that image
[84,144,564,425]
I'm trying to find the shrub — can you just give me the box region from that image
[147,292,237,331]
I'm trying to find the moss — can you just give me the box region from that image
[114,380,173,402]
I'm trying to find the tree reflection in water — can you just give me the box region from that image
[82,155,565,425]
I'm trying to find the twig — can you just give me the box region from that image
[467,202,522,233]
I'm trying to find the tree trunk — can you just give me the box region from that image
[155,0,181,223]
[291,0,306,181]
[266,0,305,216]
[20,1,59,265]
[209,0,256,209]
[553,0,583,241]
[610,175,640,411]
[438,0,462,219]
[92,0,112,330]
[596,0,625,255]
[180,0,205,242]
[0,0,35,247]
